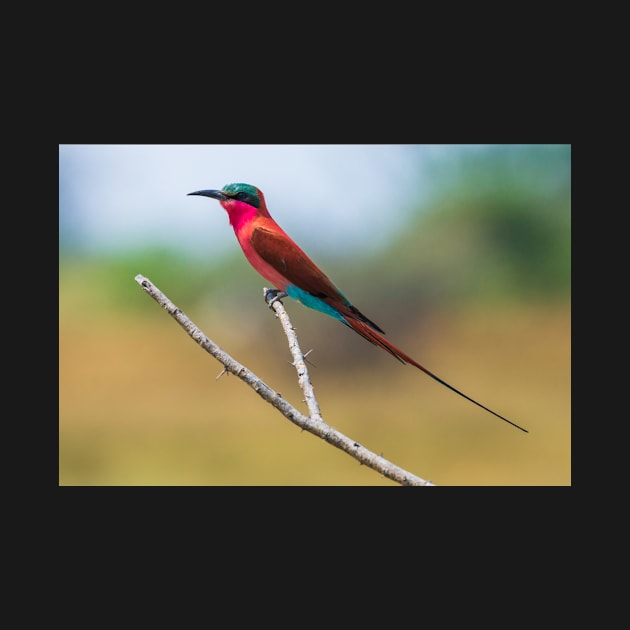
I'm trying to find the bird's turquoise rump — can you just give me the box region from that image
[286,284,349,323]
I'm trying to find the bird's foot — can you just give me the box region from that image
[265,288,288,308]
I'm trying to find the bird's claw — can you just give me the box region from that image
[265,289,288,308]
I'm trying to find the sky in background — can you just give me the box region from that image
[59,144,464,259]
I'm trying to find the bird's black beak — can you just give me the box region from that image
[187,189,228,201]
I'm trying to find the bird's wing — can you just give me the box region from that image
[251,223,386,333]
[251,224,346,301]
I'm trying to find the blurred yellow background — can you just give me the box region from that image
[59,145,570,485]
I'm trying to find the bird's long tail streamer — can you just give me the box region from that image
[345,318,528,433]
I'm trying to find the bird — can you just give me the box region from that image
[188,182,527,433]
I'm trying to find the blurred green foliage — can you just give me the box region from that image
[380,178,570,308]
[423,144,570,303]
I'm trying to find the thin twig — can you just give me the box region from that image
[263,288,323,423]
[135,274,435,486]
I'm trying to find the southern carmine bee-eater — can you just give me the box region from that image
[188,183,528,433]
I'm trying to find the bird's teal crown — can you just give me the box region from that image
[222,183,261,208]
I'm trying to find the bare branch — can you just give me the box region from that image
[134,274,435,486]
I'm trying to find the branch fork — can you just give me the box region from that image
[135,274,435,486]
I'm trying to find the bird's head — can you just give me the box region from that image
[188,183,268,210]
[188,183,270,227]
